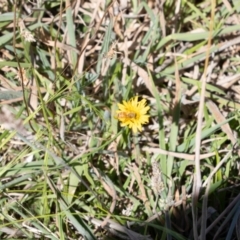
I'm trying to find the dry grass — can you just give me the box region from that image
[0,0,240,239]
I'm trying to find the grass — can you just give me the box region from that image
[0,0,240,239]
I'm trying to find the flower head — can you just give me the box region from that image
[116,96,150,133]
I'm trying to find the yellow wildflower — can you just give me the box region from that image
[116,96,150,133]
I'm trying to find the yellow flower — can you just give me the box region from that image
[116,96,150,133]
